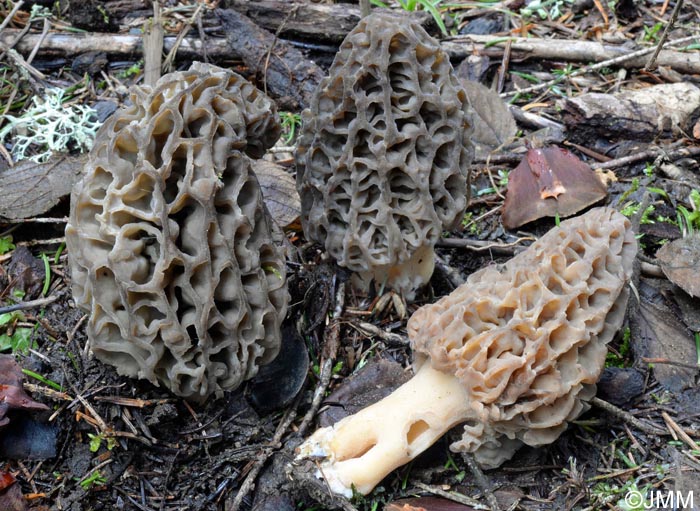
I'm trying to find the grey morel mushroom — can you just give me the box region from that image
[296,11,473,299]
[65,63,288,401]
[298,207,636,496]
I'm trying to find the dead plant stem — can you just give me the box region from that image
[646,0,684,70]
[483,34,700,98]
[297,281,346,437]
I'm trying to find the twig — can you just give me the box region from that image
[592,144,700,170]
[509,105,565,132]
[227,404,299,511]
[349,321,409,347]
[0,216,68,223]
[0,1,24,33]
[437,236,534,255]
[646,0,684,70]
[298,281,346,437]
[0,295,59,314]
[23,382,72,402]
[143,1,164,87]
[26,16,50,67]
[496,39,511,94]
[641,357,700,371]
[443,34,700,98]
[661,411,700,451]
[360,0,371,17]
[413,481,490,510]
[462,452,502,511]
[434,253,465,289]
[590,397,666,436]
[640,261,665,278]
[76,458,113,486]
[162,1,204,73]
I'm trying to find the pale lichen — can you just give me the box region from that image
[0,88,101,162]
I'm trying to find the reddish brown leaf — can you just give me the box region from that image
[0,355,49,428]
[0,469,16,491]
[0,474,26,511]
[501,147,608,230]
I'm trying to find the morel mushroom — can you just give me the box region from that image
[65,63,288,401]
[297,207,636,496]
[296,11,473,299]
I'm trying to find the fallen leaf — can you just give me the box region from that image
[248,323,308,413]
[385,497,477,511]
[0,470,15,491]
[656,235,700,298]
[318,357,411,428]
[673,291,700,331]
[597,367,645,406]
[0,470,26,511]
[0,155,85,220]
[460,79,517,158]
[252,160,301,229]
[3,246,46,300]
[501,147,607,230]
[0,415,57,460]
[629,280,697,392]
[0,355,49,428]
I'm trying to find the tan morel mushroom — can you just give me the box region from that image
[65,63,288,401]
[296,11,473,299]
[297,207,636,496]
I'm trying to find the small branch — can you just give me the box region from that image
[645,0,684,70]
[434,253,465,289]
[661,411,700,451]
[437,236,534,255]
[0,1,24,33]
[359,0,371,17]
[462,453,502,511]
[592,144,700,171]
[227,404,299,511]
[297,281,345,437]
[349,321,409,347]
[443,34,700,97]
[143,1,163,86]
[590,397,666,436]
[162,1,204,74]
[0,295,59,315]
[413,481,490,510]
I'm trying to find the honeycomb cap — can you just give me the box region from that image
[408,207,637,467]
[296,11,473,297]
[65,63,288,401]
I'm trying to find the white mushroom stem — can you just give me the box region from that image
[352,245,436,300]
[296,362,471,497]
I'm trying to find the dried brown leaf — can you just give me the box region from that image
[0,355,49,428]
[460,79,517,157]
[656,235,700,298]
[318,357,410,428]
[501,147,607,230]
[252,160,301,229]
[630,280,697,392]
[0,154,85,220]
[0,476,26,511]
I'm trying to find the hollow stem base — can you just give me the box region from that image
[296,362,471,496]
